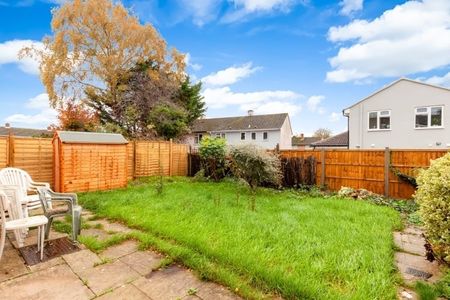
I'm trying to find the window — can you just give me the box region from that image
[194,134,203,144]
[215,133,221,138]
[241,132,246,140]
[251,132,256,140]
[415,106,443,128]
[221,133,226,138]
[368,110,391,130]
[263,132,268,140]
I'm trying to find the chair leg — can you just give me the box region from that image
[44,217,53,240]
[37,226,40,252]
[40,225,44,261]
[0,227,6,261]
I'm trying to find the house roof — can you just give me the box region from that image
[291,136,321,146]
[56,131,128,144]
[0,126,52,137]
[344,78,450,112]
[192,113,290,132]
[311,131,349,148]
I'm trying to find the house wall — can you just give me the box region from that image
[187,129,283,150]
[348,80,450,149]
[279,117,293,149]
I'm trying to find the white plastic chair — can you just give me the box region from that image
[0,187,48,260]
[0,168,51,215]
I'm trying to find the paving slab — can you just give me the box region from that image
[133,265,240,300]
[397,287,418,300]
[197,281,240,300]
[78,259,140,296]
[96,283,150,300]
[99,240,138,260]
[81,228,112,241]
[395,252,442,284]
[63,249,102,274]
[394,232,426,256]
[87,219,133,234]
[119,250,163,276]
[133,266,202,300]
[28,257,65,272]
[0,246,29,282]
[0,263,94,300]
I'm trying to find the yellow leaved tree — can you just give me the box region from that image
[21,0,186,115]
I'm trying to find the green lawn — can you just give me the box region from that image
[79,177,402,299]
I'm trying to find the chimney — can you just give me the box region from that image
[247,110,254,116]
[4,123,10,128]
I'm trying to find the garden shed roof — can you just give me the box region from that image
[56,131,128,144]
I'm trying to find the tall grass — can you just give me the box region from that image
[80,177,401,299]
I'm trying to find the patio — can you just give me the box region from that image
[0,210,240,300]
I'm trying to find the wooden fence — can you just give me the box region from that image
[280,149,448,199]
[0,135,189,192]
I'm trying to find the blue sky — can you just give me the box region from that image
[1,0,450,136]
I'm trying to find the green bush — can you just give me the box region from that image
[415,153,450,263]
[198,136,227,181]
[229,144,282,191]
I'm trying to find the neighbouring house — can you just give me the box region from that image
[291,134,321,149]
[0,123,52,137]
[311,131,349,149]
[343,78,450,149]
[188,111,293,150]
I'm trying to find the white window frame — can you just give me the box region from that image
[263,132,268,140]
[414,105,444,129]
[251,132,256,140]
[367,110,391,131]
[194,134,203,144]
[241,132,246,140]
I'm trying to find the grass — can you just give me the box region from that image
[79,177,402,299]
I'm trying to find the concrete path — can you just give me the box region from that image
[394,226,443,300]
[0,211,241,300]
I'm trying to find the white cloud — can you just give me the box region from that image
[0,39,43,75]
[4,93,57,129]
[241,101,302,116]
[329,112,341,122]
[306,95,325,114]
[327,0,450,83]
[201,62,261,86]
[221,0,305,23]
[185,53,203,71]
[202,86,301,108]
[422,72,450,87]
[339,0,363,16]
[178,0,222,26]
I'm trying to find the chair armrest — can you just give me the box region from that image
[30,181,50,187]
[46,190,78,205]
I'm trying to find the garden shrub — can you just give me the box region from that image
[198,136,227,181]
[415,153,450,263]
[229,144,282,191]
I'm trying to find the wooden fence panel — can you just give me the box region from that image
[0,136,7,169]
[171,143,189,176]
[12,137,53,185]
[126,142,135,181]
[280,149,448,199]
[60,144,127,192]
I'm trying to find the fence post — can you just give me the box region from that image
[320,149,325,186]
[384,147,390,197]
[132,140,137,179]
[7,133,14,167]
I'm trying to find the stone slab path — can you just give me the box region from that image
[0,210,241,300]
[394,226,443,300]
